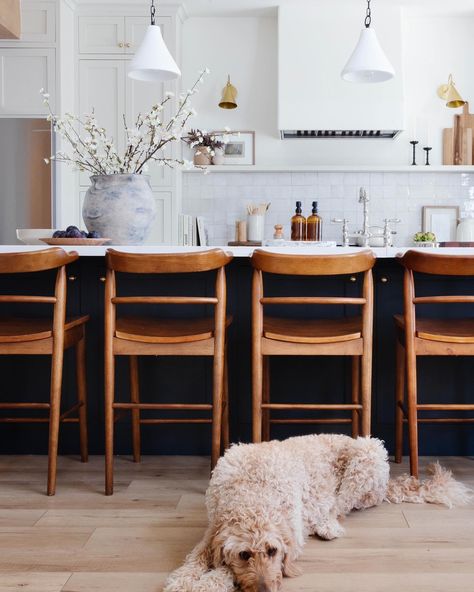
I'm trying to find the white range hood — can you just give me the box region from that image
[278,1,405,139]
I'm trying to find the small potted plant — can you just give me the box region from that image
[413,231,438,247]
[183,129,226,165]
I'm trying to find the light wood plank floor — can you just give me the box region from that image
[0,455,472,591]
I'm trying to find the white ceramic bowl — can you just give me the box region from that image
[16,229,56,245]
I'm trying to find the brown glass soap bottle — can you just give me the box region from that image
[306,201,322,241]
[291,201,306,241]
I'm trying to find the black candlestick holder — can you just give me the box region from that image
[410,140,419,165]
[423,146,432,166]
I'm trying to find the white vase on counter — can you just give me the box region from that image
[82,174,156,245]
[456,217,474,241]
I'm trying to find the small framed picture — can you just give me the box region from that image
[214,131,255,165]
[422,206,459,242]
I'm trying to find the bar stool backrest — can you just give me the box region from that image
[104,249,233,336]
[397,250,474,335]
[251,249,376,342]
[0,248,79,337]
[251,249,375,276]
[399,250,474,277]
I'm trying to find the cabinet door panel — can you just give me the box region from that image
[125,75,172,187]
[20,1,56,43]
[79,16,125,54]
[78,60,125,185]
[0,49,55,115]
[123,16,148,54]
[145,191,172,244]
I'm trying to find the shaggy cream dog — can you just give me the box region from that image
[164,434,471,592]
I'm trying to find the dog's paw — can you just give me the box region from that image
[315,520,345,541]
[163,567,201,592]
[194,567,235,592]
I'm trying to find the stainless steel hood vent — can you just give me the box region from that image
[281,130,402,140]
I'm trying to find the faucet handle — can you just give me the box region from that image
[331,218,350,247]
[383,218,401,247]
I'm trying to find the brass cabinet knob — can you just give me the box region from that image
[99,276,106,283]
[380,276,389,283]
[349,276,357,283]
[68,275,77,282]
[118,42,124,48]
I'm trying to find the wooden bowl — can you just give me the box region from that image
[40,238,111,246]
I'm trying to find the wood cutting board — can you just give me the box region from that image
[443,102,474,165]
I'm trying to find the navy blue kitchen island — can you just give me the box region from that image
[0,247,473,457]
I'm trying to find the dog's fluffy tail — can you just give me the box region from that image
[385,462,473,508]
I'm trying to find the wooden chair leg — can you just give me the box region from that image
[104,348,115,496]
[252,347,263,444]
[351,356,360,438]
[406,347,419,478]
[129,355,141,463]
[395,340,405,463]
[221,347,230,454]
[211,345,225,470]
[47,346,64,496]
[360,349,372,437]
[262,356,270,442]
[76,334,88,463]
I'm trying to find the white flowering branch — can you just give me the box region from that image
[40,68,210,175]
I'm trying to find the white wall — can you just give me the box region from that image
[182,10,474,166]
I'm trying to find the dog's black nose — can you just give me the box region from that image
[257,581,270,592]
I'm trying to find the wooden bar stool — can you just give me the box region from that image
[0,248,89,495]
[251,249,375,443]
[104,248,233,495]
[395,250,474,477]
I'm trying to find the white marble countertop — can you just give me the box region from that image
[2,245,474,258]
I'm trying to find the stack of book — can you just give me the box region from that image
[178,214,207,246]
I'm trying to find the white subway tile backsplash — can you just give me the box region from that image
[182,171,473,246]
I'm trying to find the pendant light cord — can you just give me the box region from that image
[364,0,371,28]
[150,0,156,25]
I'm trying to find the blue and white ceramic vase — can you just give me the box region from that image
[82,174,156,245]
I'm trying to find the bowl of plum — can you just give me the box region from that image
[40,226,110,246]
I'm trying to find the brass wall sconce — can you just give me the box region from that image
[218,75,238,109]
[437,74,466,108]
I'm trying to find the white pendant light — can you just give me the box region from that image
[341,0,394,84]
[128,0,181,82]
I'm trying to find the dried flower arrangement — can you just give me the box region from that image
[41,69,211,174]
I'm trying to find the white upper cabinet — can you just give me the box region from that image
[78,16,126,54]
[79,16,154,55]
[20,1,56,44]
[0,0,56,45]
[0,49,55,115]
[124,17,149,55]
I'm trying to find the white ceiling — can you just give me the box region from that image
[181,0,474,17]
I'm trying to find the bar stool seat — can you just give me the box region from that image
[394,314,474,344]
[115,315,232,344]
[0,315,89,344]
[263,316,362,344]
